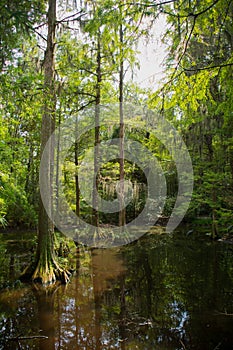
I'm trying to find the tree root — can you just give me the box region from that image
[20,259,72,286]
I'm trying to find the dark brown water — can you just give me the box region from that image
[0,229,233,349]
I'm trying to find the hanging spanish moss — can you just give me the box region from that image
[99,179,146,224]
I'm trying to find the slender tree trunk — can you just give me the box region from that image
[75,115,80,219]
[25,143,33,194]
[92,30,101,229]
[205,124,218,239]
[55,106,61,214]
[119,21,126,227]
[212,187,218,239]
[229,152,233,185]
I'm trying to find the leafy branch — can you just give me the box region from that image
[160,0,221,18]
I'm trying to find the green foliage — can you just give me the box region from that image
[0,174,37,228]
[162,196,176,217]
[152,0,233,235]
[0,0,232,236]
[0,0,46,69]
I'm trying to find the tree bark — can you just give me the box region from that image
[75,115,80,219]
[92,30,101,229]
[21,0,70,285]
[119,20,126,227]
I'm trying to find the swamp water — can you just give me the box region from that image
[0,229,232,349]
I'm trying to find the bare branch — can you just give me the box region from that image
[57,10,85,24]
[184,62,233,72]
[124,1,176,7]
[33,22,47,30]
[34,29,47,42]
[68,99,96,114]
[176,16,197,70]
[79,67,97,76]
[75,91,96,98]
[191,0,221,17]
[78,100,96,111]
[163,16,197,89]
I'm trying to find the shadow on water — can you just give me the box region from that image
[0,228,233,349]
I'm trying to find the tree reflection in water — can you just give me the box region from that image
[0,231,233,349]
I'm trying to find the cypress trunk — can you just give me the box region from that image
[21,0,70,285]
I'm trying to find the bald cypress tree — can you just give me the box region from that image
[21,0,71,285]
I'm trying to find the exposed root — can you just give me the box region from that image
[20,256,72,286]
[20,230,73,286]
[32,260,72,285]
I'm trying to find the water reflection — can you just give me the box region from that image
[0,231,233,349]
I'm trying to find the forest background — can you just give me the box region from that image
[0,0,232,253]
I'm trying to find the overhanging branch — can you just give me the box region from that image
[159,61,232,95]
[160,0,221,18]
[184,62,233,72]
